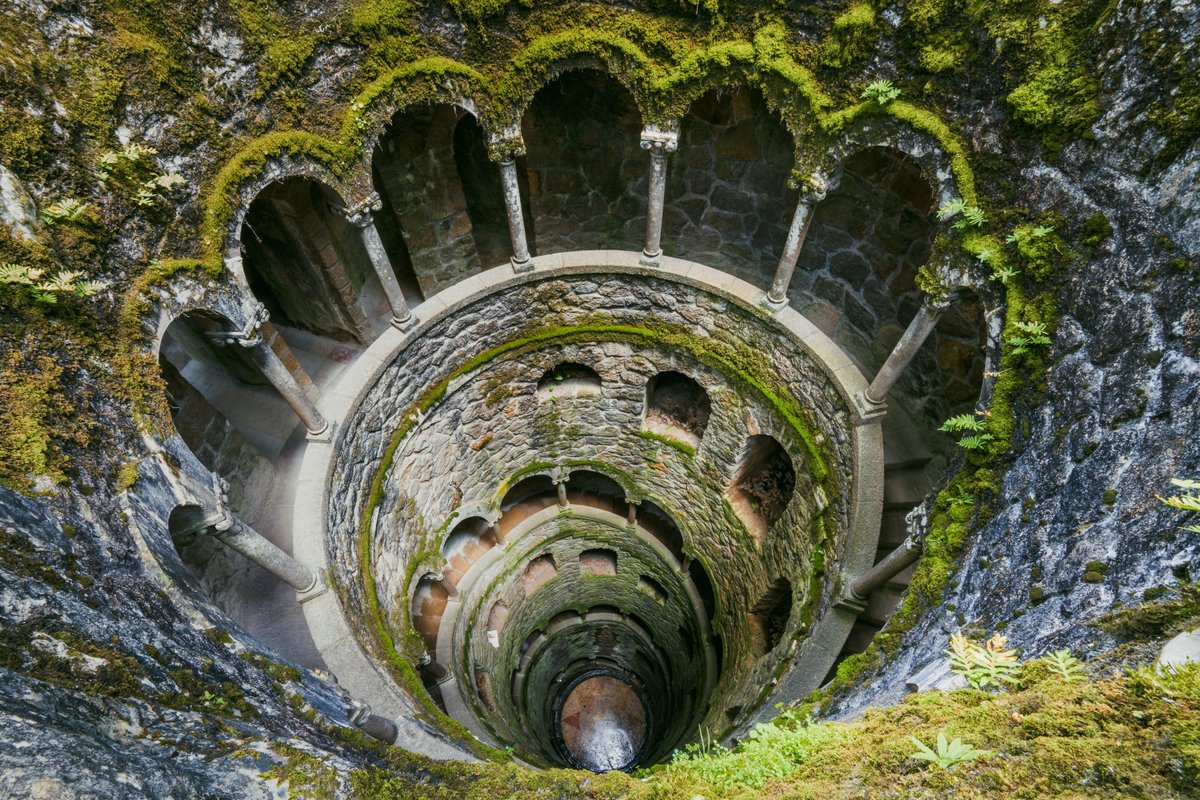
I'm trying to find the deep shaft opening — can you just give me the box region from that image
[424,472,720,771]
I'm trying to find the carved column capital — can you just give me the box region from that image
[921,292,955,315]
[207,302,269,348]
[487,125,527,162]
[207,474,235,532]
[336,191,384,228]
[791,172,831,204]
[640,123,680,155]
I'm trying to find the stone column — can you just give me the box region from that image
[338,192,415,330]
[418,653,451,684]
[863,297,950,406]
[426,571,459,599]
[556,478,569,509]
[487,132,533,273]
[639,123,680,266]
[766,178,828,305]
[843,535,921,607]
[486,511,505,546]
[210,303,329,438]
[626,501,638,527]
[347,700,399,744]
[214,516,318,593]
[201,475,318,593]
[498,158,532,270]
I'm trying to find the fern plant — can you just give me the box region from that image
[937,198,987,229]
[948,485,975,506]
[1005,320,1052,355]
[948,632,1020,689]
[939,413,994,450]
[39,198,89,224]
[0,263,107,303]
[861,79,900,104]
[1045,649,1086,682]
[1158,478,1200,533]
[910,732,992,769]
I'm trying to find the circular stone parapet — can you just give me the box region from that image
[292,250,883,765]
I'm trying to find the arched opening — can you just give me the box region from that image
[487,600,509,634]
[159,310,291,462]
[454,114,514,269]
[522,553,558,595]
[410,574,449,654]
[441,516,496,584]
[791,147,937,366]
[495,474,561,543]
[637,575,668,604]
[548,610,583,631]
[749,577,793,656]
[931,289,988,416]
[166,504,213,574]
[579,549,618,576]
[241,178,378,344]
[643,370,711,447]
[537,362,602,402]
[691,559,717,621]
[520,69,645,254]
[665,85,796,279]
[373,103,478,297]
[726,435,796,541]
[564,469,629,519]
[637,499,685,561]
[501,474,557,509]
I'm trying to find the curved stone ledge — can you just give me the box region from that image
[292,250,883,754]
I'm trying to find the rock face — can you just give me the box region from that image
[1,0,1198,796]
[0,484,394,798]
[834,27,1200,712]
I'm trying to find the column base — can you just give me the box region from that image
[389,313,418,332]
[852,391,888,424]
[639,249,662,267]
[306,421,335,443]
[834,589,868,614]
[511,256,534,274]
[762,291,788,310]
[297,571,329,603]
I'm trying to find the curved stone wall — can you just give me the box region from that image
[309,253,882,765]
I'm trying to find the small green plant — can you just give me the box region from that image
[939,413,994,450]
[1005,225,1054,245]
[660,719,845,788]
[201,690,228,709]
[1157,478,1200,533]
[1045,649,1086,682]
[948,632,1020,689]
[1005,320,1052,355]
[1126,661,1200,701]
[861,79,900,104]
[991,264,1020,284]
[910,732,993,769]
[39,198,90,224]
[0,263,107,303]
[97,142,185,208]
[948,485,976,506]
[937,198,987,228]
